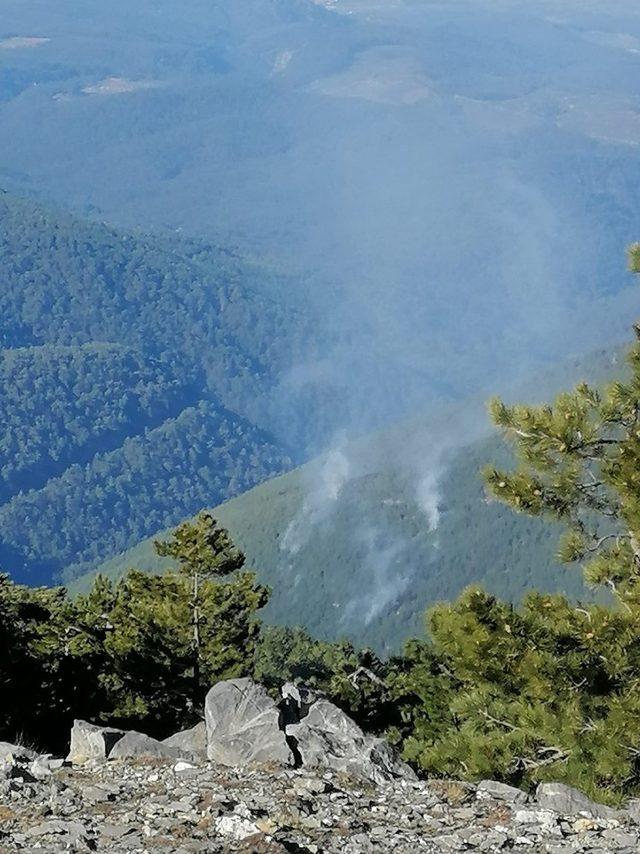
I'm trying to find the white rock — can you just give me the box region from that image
[67,720,126,764]
[215,814,260,840]
[174,760,197,773]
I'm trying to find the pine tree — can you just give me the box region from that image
[154,512,266,714]
[484,248,640,604]
[0,574,89,751]
[405,587,640,802]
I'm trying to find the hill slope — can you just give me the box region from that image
[77,346,620,652]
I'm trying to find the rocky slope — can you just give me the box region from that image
[2,746,640,853]
[1,679,640,853]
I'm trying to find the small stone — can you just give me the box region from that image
[81,784,114,803]
[174,760,198,773]
[626,798,640,824]
[433,834,466,850]
[573,817,598,833]
[601,828,638,847]
[292,775,329,795]
[26,819,86,840]
[255,817,279,834]
[100,823,136,839]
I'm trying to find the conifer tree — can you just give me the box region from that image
[485,247,640,605]
[154,512,266,712]
[0,574,86,750]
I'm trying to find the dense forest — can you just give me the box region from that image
[0,343,192,500]
[0,191,317,428]
[0,401,291,583]
[0,191,328,583]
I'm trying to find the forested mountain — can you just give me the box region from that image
[3,0,640,611]
[0,191,317,433]
[77,346,620,652]
[0,343,192,501]
[0,191,315,583]
[0,401,290,583]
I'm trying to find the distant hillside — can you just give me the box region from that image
[75,345,621,652]
[0,343,192,502]
[0,192,318,583]
[0,191,316,433]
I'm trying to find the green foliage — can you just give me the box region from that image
[1,522,269,744]
[1,401,290,584]
[397,588,640,804]
[0,574,95,751]
[151,513,267,713]
[155,512,246,579]
[73,568,268,733]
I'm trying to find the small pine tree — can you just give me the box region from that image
[154,512,266,713]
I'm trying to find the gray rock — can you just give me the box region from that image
[204,677,292,766]
[81,784,115,803]
[626,798,640,823]
[99,823,137,839]
[536,782,619,820]
[0,754,639,854]
[601,828,638,847]
[477,779,529,804]
[29,754,56,779]
[0,741,38,761]
[288,698,415,783]
[108,730,187,762]
[67,720,126,764]
[26,819,87,840]
[163,721,207,758]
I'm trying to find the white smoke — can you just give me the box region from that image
[342,526,410,627]
[416,468,441,532]
[280,440,351,555]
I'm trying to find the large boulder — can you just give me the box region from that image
[68,721,202,765]
[204,678,292,766]
[204,678,413,782]
[536,783,621,820]
[67,721,127,764]
[163,721,207,759]
[287,698,415,784]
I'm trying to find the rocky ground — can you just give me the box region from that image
[2,753,640,854]
[3,677,640,853]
